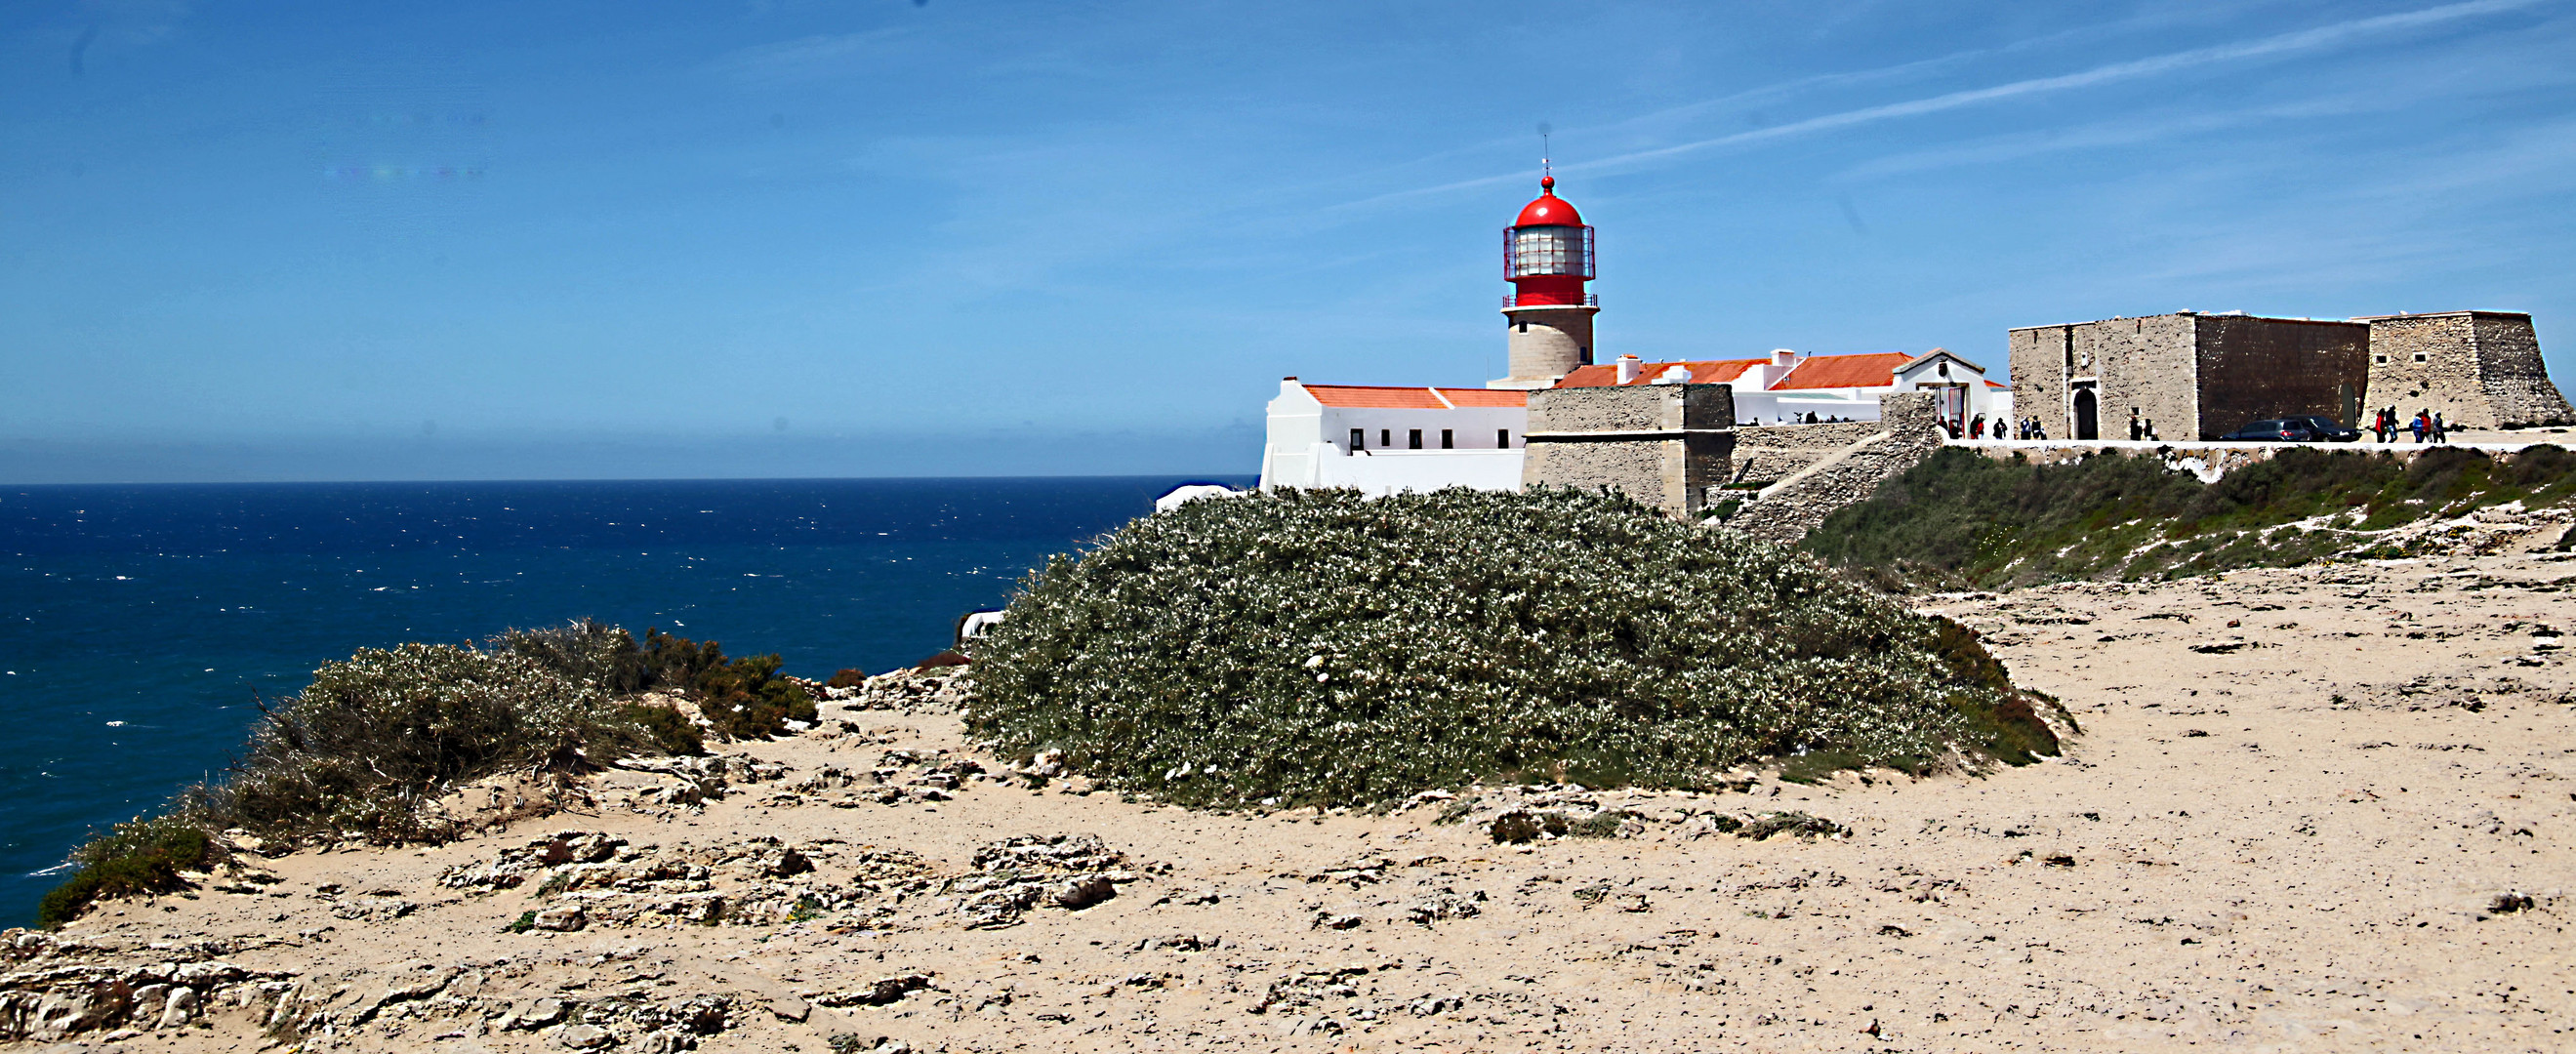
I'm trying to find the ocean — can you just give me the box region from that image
[0,474,1247,926]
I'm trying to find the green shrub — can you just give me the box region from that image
[491,620,655,694]
[1803,445,2576,588]
[623,701,706,756]
[826,669,869,689]
[640,630,816,740]
[209,642,655,844]
[965,487,2054,810]
[36,815,218,929]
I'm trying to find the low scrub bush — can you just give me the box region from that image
[36,815,219,929]
[39,619,831,925]
[211,642,654,844]
[1803,445,2576,588]
[965,487,2057,810]
[643,629,816,739]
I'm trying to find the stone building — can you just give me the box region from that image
[2011,309,2570,439]
[2354,311,2573,428]
[2009,312,2370,440]
[1522,383,1737,517]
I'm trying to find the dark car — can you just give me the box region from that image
[2219,417,2360,442]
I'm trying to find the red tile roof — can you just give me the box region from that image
[1773,352,1910,390]
[1301,385,1527,409]
[1435,387,1529,407]
[1553,358,1764,388]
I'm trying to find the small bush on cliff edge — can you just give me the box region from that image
[964,487,2060,810]
[35,815,218,930]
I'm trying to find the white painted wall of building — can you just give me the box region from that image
[1262,380,1530,494]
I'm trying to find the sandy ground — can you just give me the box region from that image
[11,552,2576,1052]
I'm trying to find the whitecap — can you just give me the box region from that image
[105,720,125,727]
[27,862,76,877]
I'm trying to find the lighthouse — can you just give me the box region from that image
[1491,175,1599,389]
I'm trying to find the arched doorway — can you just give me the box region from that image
[2073,388,2099,440]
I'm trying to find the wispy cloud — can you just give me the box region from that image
[1829,97,2367,182]
[1346,0,2549,208]
[706,27,913,85]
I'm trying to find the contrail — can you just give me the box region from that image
[1344,0,2545,208]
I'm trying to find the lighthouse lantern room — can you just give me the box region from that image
[1492,175,1603,389]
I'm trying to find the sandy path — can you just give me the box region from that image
[10,553,2576,1052]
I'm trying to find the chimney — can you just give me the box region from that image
[1615,354,1642,385]
[1771,348,1798,369]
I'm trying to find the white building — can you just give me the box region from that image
[1258,380,1527,496]
[1253,176,2015,494]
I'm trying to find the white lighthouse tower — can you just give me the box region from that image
[1490,174,1599,389]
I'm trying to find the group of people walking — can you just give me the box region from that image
[2369,406,2449,444]
[1958,414,2026,440]
[1956,416,2054,440]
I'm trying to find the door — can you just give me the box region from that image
[2073,388,2099,440]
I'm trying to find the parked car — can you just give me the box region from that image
[2219,417,2360,442]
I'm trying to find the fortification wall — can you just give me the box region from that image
[2363,312,2574,429]
[2474,314,2576,427]
[1524,383,1737,517]
[2192,316,2370,437]
[1724,392,1944,543]
[1729,420,1889,484]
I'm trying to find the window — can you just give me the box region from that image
[1409,429,1422,450]
[2413,352,2429,363]
[1506,225,1591,277]
[1350,427,1365,451]
[1380,428,1391,447]
[1441,429,1453,449]
[2375,354,2388,364]
[1515,320,1527,333]
[1497,428,1510,448]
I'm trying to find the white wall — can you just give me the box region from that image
[1298,448,1525,495]
[1261,380,1530,493]
[1324,405,1525,453]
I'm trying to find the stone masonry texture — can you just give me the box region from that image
[1523,383,1735,517]
[1729,421,1888,485]
[2012,313,2370,441]
[1504,304,1597,384]
[2193,315,2370,437]
[2362,312,2574,429]
[1725,391,1944,544]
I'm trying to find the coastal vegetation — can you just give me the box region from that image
[36,622,811,927]
[964,486,2064,810]
[1802,445,2576,589]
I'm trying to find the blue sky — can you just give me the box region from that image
[5,0,2572,481]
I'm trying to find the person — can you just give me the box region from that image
[2411,410,2429,444]
[2433,412,2447,443]
[2144,419,2159,442]
[1992,417,2006,440]
[2129,410,2144,441]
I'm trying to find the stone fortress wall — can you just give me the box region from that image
[2361,312,2574,429]
[2014,310,2568,441]
[2011,314,2202,442]
[1726,420,1887,485]
[2192,315,2371,438]
[1522,384,1736,517]
[1724,392,1945,544]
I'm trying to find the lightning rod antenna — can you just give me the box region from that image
[1537,121,1552,182]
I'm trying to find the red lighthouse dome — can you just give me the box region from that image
[1503,175,1595,307]
[1513,176,1586,227]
